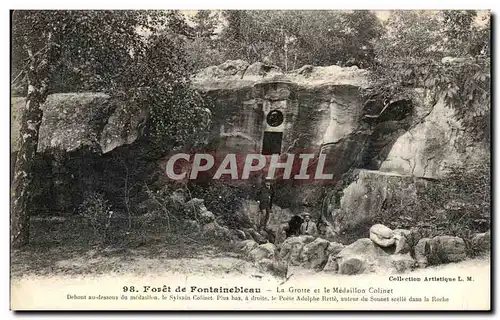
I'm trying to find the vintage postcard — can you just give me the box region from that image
[10,9,491,311]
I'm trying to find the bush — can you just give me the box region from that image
[138,184,188,233]
[188,180,251,229]
[373,160,490,257]
[78,192,113,245]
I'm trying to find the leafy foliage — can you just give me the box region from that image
[189,180,252,229]
[78,192,113,244]
[218,10,383,70]
[11,10,167,94]
[370,10,490,141]
[374,159,490,252]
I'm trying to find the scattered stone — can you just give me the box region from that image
[201,221,228,240]
[299,237,331,269]
[235,240,258,255]
[370,224,395,247]
[339,258,365,275]
[335,238,389,275]
[415,237,432,268]
[472,231,491,255]
[431,235,467,263]
[322,254,339,272]
[248,243,276,262]
[279,235,315,266]
[393,229,411,254]
[244,228,268,244]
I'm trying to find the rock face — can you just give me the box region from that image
[333,169,422,232]
[192,60,380,183]
[11,93,146,154]
[379,95,487,178]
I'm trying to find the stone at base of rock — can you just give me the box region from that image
[248,243,277,262]
[339,258,365,275]
[472,231,490,255]
[279,235,315,266]
[370,224,396,247]
[299,237,330,269]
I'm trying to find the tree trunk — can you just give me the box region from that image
[11,36,59,248]
[11,85,44,248]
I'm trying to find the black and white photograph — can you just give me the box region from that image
[9,8,491,311]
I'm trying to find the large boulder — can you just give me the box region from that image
[12,93,146,154]
[431,235,467,263]
[323,254,339,272]
[370,224,396,247]
[472,231,491,255]
[336,238,389,274]
[327,242,345,256]
[278,235,315,266]
[299,237,331,270]
[386,253,417,273]
[257,258,288,278]
[332,238,416,274]
[415,236,467,267]
[333,238,416,275]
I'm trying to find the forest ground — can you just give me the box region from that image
[11,215,490,279]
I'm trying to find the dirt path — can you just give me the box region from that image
[11,256,490,310]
